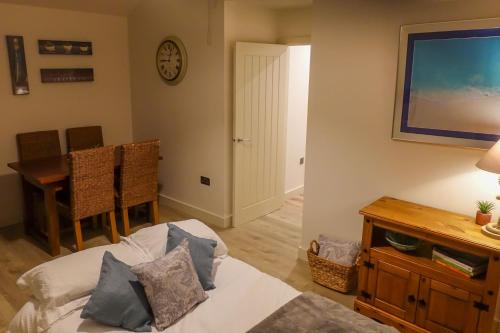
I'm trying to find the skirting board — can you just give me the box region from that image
[297,245,308,261]
[285,186,304,199]
[158,194,232,228]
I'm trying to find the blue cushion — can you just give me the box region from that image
[81,252,153,332]
[166,224,217,290]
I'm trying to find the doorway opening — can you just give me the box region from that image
[281,44,310,227]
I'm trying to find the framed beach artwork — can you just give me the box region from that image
[393,19,500,149]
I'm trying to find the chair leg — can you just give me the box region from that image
[73,219,84,251]
[107,211,119,244]
[122,207,131,236]
[149,200,159,225]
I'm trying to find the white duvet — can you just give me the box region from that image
[9,220,300,333]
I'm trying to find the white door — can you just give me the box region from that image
[233,42,289,226]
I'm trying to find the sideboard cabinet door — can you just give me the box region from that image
[416,277,482,333]
[366,258,420,323]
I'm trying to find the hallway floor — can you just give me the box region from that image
[264,194,304,228]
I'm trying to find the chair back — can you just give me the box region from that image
[66,126,103,152]
[69,146,115,220]
[119,140,160,208]
[16,130,61,161]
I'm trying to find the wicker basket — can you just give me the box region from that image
[307,240,360,293]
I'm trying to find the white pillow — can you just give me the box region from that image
[127,223,168,259]
[128,219,229,259]
[8,299,38,333]
[17,241,151,306]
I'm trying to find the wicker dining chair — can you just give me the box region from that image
[117,139,160,236]
[57,146,119,251]
[16,130,62,234]
[16,130,61,161]
[66,126,103,152]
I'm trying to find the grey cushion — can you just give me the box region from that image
[166,223,217,290]
[132,239,208,331]
[81,251,153,332]
[318,234,360,266]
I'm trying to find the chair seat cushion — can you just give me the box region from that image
[166,224,217,290]
[81,252,153,332]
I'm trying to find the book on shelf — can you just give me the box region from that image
[433,258,473,279]
[432,246,487,277]
[432,251,486,274]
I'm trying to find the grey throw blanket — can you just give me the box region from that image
[247,292,399,333]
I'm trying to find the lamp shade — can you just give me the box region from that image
[476,140,500,174]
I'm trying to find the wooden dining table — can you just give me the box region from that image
[8,148,162,256]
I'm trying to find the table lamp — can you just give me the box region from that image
[476,140,500,239]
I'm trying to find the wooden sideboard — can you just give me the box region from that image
[354,197,500,333]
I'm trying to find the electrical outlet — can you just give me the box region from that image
[300,157,305,165]
[200,176,211,186]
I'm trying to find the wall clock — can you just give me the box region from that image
[156,36,187,85]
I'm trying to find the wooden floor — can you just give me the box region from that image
[0,197,354,331]
[264,193,303,227]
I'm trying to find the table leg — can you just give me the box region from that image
[149,200,159,225]
[43,187,60,256]
[21,177,35,235]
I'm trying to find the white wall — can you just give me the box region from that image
[128,0,311,227]
[276,6,312,44]
[303,0,500,247]
[285,45,310,194]
[303,0,500,319]
[129,0,228,226]
[0,3,132,228]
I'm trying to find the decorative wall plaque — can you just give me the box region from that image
[40,68,94,83]
[38,40,92,55]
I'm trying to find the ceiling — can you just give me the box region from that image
[0,0,142,16]
[0,0,313,16]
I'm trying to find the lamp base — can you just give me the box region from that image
[481,222,500,239]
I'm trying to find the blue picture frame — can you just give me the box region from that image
[393,20,500,149]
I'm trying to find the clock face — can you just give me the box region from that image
[156,37,187,85]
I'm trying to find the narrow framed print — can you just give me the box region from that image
[393,19,500,149]
[6,36,29,95]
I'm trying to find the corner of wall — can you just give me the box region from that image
[297,245,308,262]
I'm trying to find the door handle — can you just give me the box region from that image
[418,299,426,308]
[407,295,416,303]
[233,138,251,143]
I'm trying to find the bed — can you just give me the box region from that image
[8,220,396,333]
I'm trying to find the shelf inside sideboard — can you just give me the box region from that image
[370,245,487,288]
